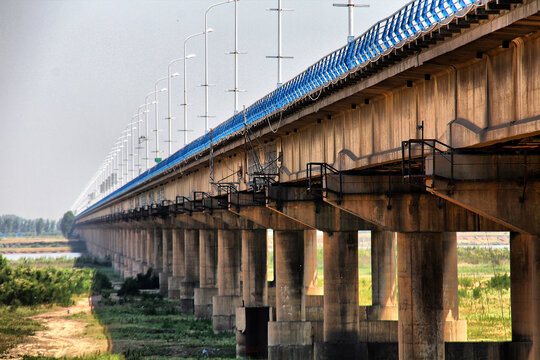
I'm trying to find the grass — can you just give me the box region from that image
[21,354,123,360]
[93,296,236,359]
[1,244,513,359]
[0,306,46,353]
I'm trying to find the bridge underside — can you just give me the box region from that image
[76,2,540,359]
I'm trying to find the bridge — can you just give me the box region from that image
[73,0,540,359]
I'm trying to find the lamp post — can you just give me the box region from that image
[134,104,147,173]
[183,30,212,146]
[267,0,294,87]
[145,88,168,164]
[129,120,138,181]
[204,0,236,132]
[165,67,185,157]
[333,0,369,42]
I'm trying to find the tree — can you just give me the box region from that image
[3,217,13,234]
[60,211,75,238]
[36,218,45,236]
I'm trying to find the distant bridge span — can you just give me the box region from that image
[75,1,540,359]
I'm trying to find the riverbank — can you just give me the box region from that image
[0,237,86,254]
[4,297,109,359]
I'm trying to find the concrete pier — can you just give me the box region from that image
[169,228,184,300]
[241,229,268,306]
[370,230,397,320]
[213,229,242,333]
[398,232,444,360]
[195,229,218,320]
[319,231,362,359]
[180,229,199,314]
[268,230,313,360]
[159,228,169,296]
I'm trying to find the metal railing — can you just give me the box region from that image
[401,139,454,186]
[307,162,342,198]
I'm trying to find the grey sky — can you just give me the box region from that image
[0,0,409,220]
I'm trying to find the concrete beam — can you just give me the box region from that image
[324,191,507,233]
[430,179,540,234]
[267,185,376,232]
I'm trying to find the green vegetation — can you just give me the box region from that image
[0,255,93,306]
[459,273,511,340]
[0,306,45,353]
[94,296,236,359]
[0,214,62,237]
[59,211,76,238]
[117,269,159,297]
[22,354,124,360]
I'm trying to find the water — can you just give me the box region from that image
[2,252,82,261]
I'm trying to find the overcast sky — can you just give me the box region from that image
[0,0,409,220]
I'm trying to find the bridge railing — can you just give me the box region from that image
[77,0,492,217]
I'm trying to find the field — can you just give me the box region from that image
[0,237,86,254]
[0,241,512,360]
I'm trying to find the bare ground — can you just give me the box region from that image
[4,297,108,359]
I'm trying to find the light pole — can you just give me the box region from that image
[204,0,236,132]
[154,78,167,161]
[267,0,294,87]
[122,129,130,185]
[333,0,369,43]
[129,120,138,181]
[134,105,147,173]
[145,88,168,164]
[165,66,185,157]
[183,30,211,146]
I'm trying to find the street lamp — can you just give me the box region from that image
[204,0,237,132]
[168,55,194,156]
[333,0,369,43]
[183,29,212,146]
[134,104,147,173]
[145,88,168,164]
[267,0,294,87]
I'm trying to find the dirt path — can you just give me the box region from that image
[5,297,108,359]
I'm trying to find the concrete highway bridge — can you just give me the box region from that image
[74,0,540,359]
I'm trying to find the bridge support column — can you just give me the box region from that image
[153,228,162,275]
[126,229,134,278]
[213,229,242,333]
[118,229,125,278]
[116,229,122,274]
[533,236,540,360]
[369,230,398,320]
[143,229,152,274]
[195,229,218,320]
[236,229,269,359]
[241,229,268,306]
[510,232,534,360]
[303,230,319,294]
[398,232,444,360]
[138,229,147,274]
[268,230,313,360]
[159,228,169,296]
[169,228,184,300]
[134,229,144,276]
[318,231,362,360]
[442,232,467,341]
[180,229,199,314]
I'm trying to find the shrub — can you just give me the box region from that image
[0,254,93,306]
[91,271,112,295]
[117,277,140,297]
[488,273,510,291]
